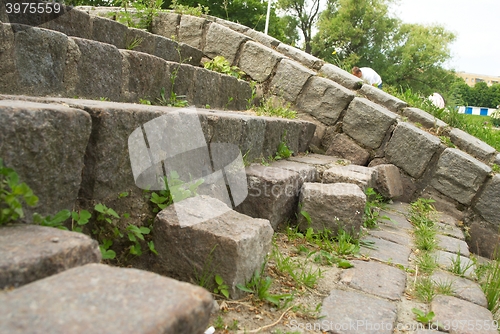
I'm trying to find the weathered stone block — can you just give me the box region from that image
[90,16,127,49]
[431,148,491,205]
[179,42,204,66]
[70,37,123,100]
[171,63,195,102]
[495,153,500,165]
[154,196,273,298]
[8,25,69,96]
[0,24,16,93]
[261,117,301,159]
[153,35,180,62]
[214,17,248,33]
[437,234,470,257]
[120,50,171,103]
[204,22,248,64]
[360,236,411,266]
[298,120,317,152]
[402,107,448,130]
[343,97,398,149]
[323,165,376,190]
[468,221,500,259]
[192,67,221,108]
[324,133,370,165]
[295,76,355,125]
[385,122,442,178]
[270,160,318,183]
[0,100,91,218]
[0,263,214,334]
[372,164,403,199]
[40,6,92,39]
[319,63,363,90]
[152,11,179,40]
[269,59,316,103]
[474,174,500,225]
[126,27,156,55]
[297,182,365,235]
[217,75,252,111]
[288,154,343,179]
[236,165,302,229]
[359,84,408,113]
[238,41,283,82]
[431,270,487,307]
[0,225,100,289]
[276,43,324,70]
[244,29,280,48]
[449,128,497,163]
[178,15,206,49]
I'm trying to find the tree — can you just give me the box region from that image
[276,0,321,54]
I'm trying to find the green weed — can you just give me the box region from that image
[170,0,209,16]
[254,97,297,119]
[480,259,500,315]
[412,308,435,324]
[214,274,230,299]
[204,56,245,79]
[415,252,439,274]
[363,187,390,228]
[449,249,475,277]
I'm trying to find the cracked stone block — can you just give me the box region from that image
[385,122,442,178]
[324,133,370,165]
[431,295,497,334]
[235,165,301,229]
[154,196,274,298]
[297,182,365,236]
[323,165,376,190]
[269,59,316,103]
[372,164,403,199]
[319,289,397,334]
[0,263,214,334]
[340,260,406,300]
[0,224,101,289]
[430,148,491,205]
[343,97,398,150]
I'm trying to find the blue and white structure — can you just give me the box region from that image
[458,106,498,117]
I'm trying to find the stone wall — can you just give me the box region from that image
[0,5,498,257]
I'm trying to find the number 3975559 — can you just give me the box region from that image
[5,2,61,14]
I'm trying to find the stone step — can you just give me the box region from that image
[0,263,213,334]
[0,224,101,289]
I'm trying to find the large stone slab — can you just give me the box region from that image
[276,43,324,70]
[340,260,406,300]
[436,222,465,241]
[269,59,316,103]
[153,196,273,298]
[474,174,500,226]
[368,229,412,246]
[467,221,500,259]
[90,15,128,49]
[238,41,284,82]
[401,107,448,131]
[360,236,411,266]
[319,63,363,90]
[204,22,248,64]
[385,122,443,178]
[437,234,470,257]
[430,148,491,205]
[0,225,101,289]
[152,11,180,40]
[323,165,376,190]
[295,76,355,125]
[431,270,487,307]
[319,289,397,334]
[434,250,475,278]
[269,160,318,183]
[0,100,91,218]
[235,165,301,229]
[449,128,496,163]
[343,97,398,150]
[324,133,370,165]
[431,295,497,334]
[0,263,214,334]
[297,182,365,235]
[288,153,344,179]
[178,14,206,49]
[372,164,403,199]
[359,84,408,113]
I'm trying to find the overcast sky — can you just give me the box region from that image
[390,0,500,76]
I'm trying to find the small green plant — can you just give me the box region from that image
[149,172,204,213]
[439,135,455,148]
[214,274,230,298]
[117,0,163,32]
[139,98,152,105]
[0,158,39,225]
[99,239,116,260]
[170,0,209,16]
[99,97,109,101]
[71,209,92,232]
[246,81,258,110]
[254,97,297,119]
[412,308,435,324]
[491,163,500,174]
[126,37,143,50]
[414,223,437,251]
[126,224,152,255]
[204,56,245,79]
[237,260,292,307]
[363,188,389,228]
[33,210,71,230]
[275,132,293,160]
[480,258,500,315]
[213,315,225,330]
[415,252,439,274]
[449,249,475,277]
[414,277,436,303]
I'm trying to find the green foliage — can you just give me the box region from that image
[99,239,116,260]
[116,0,164,32]
[71,210,92,232]
[415,252,438,274]
[412,308,435,324]
[439,136,455,148]
[214,274,230,299]
[363,187,389,228]
[480,259,500,315]
[254,97,297,119]
[449,249,475,277]
[169,0,209,16]
[492,164,500,174]
[33,210,71,230]
[126,224,151,256]
[157,86,189,108]
[204,56,245,79]
[414,277,436,303]
[237,261,292,307]
[275,133,293,160]
[0,158,39,225]
[126,37,143,50]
